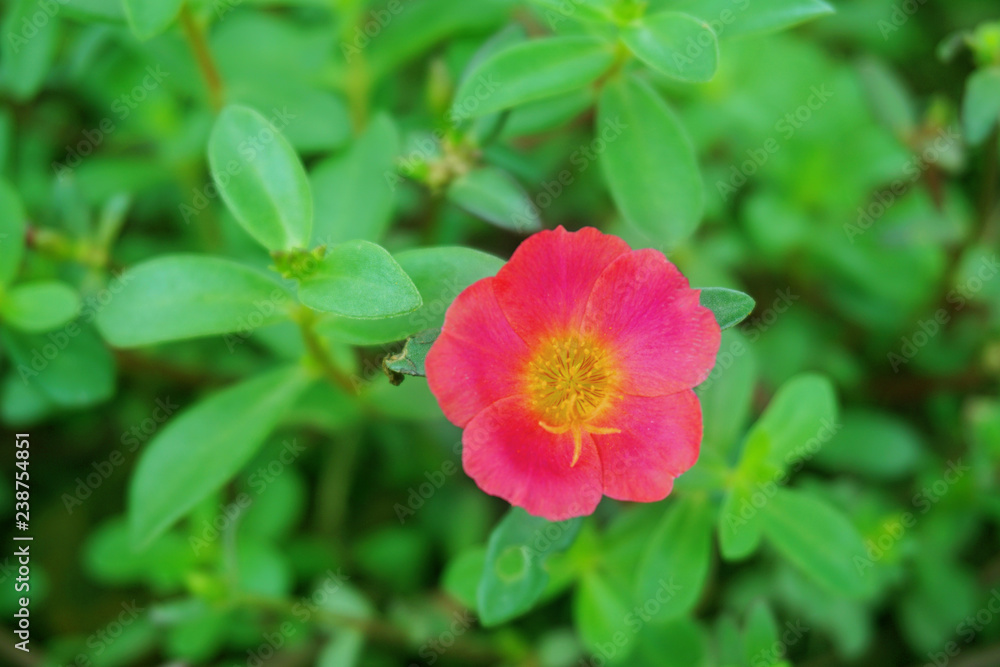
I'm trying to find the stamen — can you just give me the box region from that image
[525,336,620,466]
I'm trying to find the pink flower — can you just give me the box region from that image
[426,227,721,521]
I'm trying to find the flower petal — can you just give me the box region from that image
[426,278,531,427]
[462,396,603,520]
[583,249,720,395]
[588,390,702,502]
[493,226,630,345]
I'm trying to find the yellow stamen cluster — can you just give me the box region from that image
[525,336,620,466]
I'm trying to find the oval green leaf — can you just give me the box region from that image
[963,66,1000,145]
[668,0,834,39]
[623,12,719,82]
[636,495,714,619]
[718,484,765,561]
[208,104,313,251]
[477,508,581,626]
[760,488,873,598]
[297,241,421,318]
[747,373,839,470]
[598,75,703,246]
[447,166,541,233]
[699,287,755,330]
[96,255,292,348]
[315,246,504,345]
[1,0,60,100]
[452,36,616,118]
[574,572,636,663]
[128,366,312,547]
[1,281,80,333]
[1,325,115,408]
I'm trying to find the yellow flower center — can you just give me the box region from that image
[525,336,621,467]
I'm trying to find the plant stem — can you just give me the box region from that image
[296,308,358,395]
[180,4,224,112]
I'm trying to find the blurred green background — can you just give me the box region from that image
[1,0,999,666]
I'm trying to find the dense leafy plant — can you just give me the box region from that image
[0,0,998,666]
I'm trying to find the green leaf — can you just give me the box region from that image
[477,508,581,626]
[442,546,487,611]
[1,325,115,408]
[598,75,703,247]
[96,255,292,348]
[318,631,364,667]
[128,366,312,547]
[636,495,714,620]
[452,36,616,118]
[813,410,923,479]
[623,11,719,82]
[0,179,25,288]
[760,488,872,598]
[447,167,541,233]
[0,281,80,333]
[297,241,422,318]
[311,113,400,245]
[208,105,313,251]
[122,0,183,40]
[857,58,917,141]
[743,601,780,667]
[747,373,838,470]
[699,287,755,330]
[668,0,834,39]
[963,66,1000,145]
[382,328,440,383]
[699,330,757,453]
[316,247,503,345]
[636,616,709,667]
[366,0,514,80]
[574,571,636,662]
[718,482,766,561]
[1,0,60,100]
[527,0,614,24]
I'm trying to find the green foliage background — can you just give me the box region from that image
[0,0,998,665]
